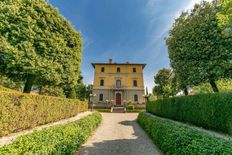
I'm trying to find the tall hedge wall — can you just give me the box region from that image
[138,113,232,155]
[0,92,88,137]
[147,92,232,135]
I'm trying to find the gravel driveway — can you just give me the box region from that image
[78,113,162,155]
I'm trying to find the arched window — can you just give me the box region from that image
[99,94,103,101]
[134,94,138,102]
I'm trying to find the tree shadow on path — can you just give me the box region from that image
[78,119,162,155]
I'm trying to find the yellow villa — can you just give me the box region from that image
[91,59,146,106]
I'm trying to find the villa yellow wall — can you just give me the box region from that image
[93,64,144,89]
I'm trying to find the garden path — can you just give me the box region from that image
[78,113,162,155]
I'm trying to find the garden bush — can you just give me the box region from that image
[127,102,135,110]
[138,112,232,155]
[0,91,88,137]
[0,112,102,154]
[147,92,232,135]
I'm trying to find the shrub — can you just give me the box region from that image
[0,91,88,137]
[127,102,135,110]
[147,92,232,135]
[0,112,102,154]
[138,112,232,155]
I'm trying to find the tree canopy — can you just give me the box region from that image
[166,0,232,92]
[217,0,232,35]
[153,68,177,98]
[75,74,93,101]
[0,0,82,94]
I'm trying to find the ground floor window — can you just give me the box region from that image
[134,94,138,102]
[99,94,103,101]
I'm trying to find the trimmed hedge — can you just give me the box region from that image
[127,103,135,110]
[126,109,144,113]
[0,112,102,154]
[94,108,111,112]
[138,112,232,155]
[147,92,232,135]
[0,86,19,93]
[0,92,88,137]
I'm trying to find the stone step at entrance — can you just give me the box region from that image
[112,106,125,113]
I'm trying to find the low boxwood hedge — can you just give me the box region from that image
[0,112,102,154]
[138,112,232,155]
[94,108,111,112]
[0,91,88,137]
[147,92,232,135]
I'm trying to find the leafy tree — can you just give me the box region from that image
[217,78,232,91]
[76,74,86,100]
[192,78,232,94]
[217,0,232,35]
[153,68,177,98]
[166,1,232,93]
[85,84,93,101]
[75,74,93,101]
[0,0,82,95]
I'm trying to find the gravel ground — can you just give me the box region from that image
[0,111,92,147]
[78,113,162,155]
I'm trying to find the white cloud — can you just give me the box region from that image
[143,0,213,93]
[185,0,212,11]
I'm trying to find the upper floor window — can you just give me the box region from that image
[133,68,136,73]
[134,94,138,102]
[99,94,103,101]
[101,67,105,72]
[100,79,104,86]
[117,67,120,73]
[116,80,121,88]
[133,80,138,87]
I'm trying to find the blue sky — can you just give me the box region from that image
[49,0,208,92]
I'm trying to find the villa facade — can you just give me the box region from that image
[92,59,146,106]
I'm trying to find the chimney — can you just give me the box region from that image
[109,59,113,64]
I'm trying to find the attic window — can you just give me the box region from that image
[117,67,120,73]
[133,68,136,73]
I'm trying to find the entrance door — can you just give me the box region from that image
[116,93,121,105]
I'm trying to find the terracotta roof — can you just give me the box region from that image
[91,63,146,69]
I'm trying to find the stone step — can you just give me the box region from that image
[112,107,125,113]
